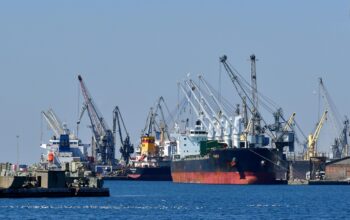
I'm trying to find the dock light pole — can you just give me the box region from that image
[16,135,19,172]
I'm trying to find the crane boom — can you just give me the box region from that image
[42,109,66,137]
[283,112,296,131]
[187,80,221,125]
[220,55,251,111]
[305,110,328,160]
[78,75,115,165]
[198,75,232,125]
[178,82,208,129]
[184,80,217,128]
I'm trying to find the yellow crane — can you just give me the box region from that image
[304,111,328,160]
[284,112,296,131]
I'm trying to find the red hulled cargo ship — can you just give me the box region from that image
[171,146,282,184]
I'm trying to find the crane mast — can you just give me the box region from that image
[250,54,261,136]
[78,75,115,165]
[250,54,258,114]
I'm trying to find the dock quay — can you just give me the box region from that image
[0,170,110,198]
[308,180,350,185]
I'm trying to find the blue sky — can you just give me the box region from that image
[0,1,350,164]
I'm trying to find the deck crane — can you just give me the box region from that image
[319,78,349,158]
[153,96,172,146]
[142,107,156,137]
[220,54,295,152]
[139,97,174,158]
[185,79,224,141]
[178,81,216,139]
[178,82,208,130]
[42,109,66,138]
[141,97,171,139]
[198,75,232,124]
[112,106,134,165]
[271,110,296,152]
[77,75,115,165]
[181,80,218,139]
[304,110,328,160]
[198,75,234,146]
[220,55,274,148]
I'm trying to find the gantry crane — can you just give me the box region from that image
[305,110,328,160]
[113,106,134,165]
[77,75,115,165]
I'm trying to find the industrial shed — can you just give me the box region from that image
[325,157,350,181]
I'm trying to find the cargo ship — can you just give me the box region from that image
[128,135,173,181]
[127,97,176,181]
[172,57,295,184]
[40,109,90,171]
[170,120,285,184]
[172,146,280,184]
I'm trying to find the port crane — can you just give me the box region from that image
[304,110,328,160]
[141,97,172,140]
[319,78,349,158]
[153,96,173,145]
[77,75,115,165]
[113,106,134,165]
[140,97,174,157]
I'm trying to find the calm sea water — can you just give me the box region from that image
[0,181,349,219]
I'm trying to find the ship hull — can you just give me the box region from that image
[171,147,284,185]
[128,166,172,181]
[172,171,277,184]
